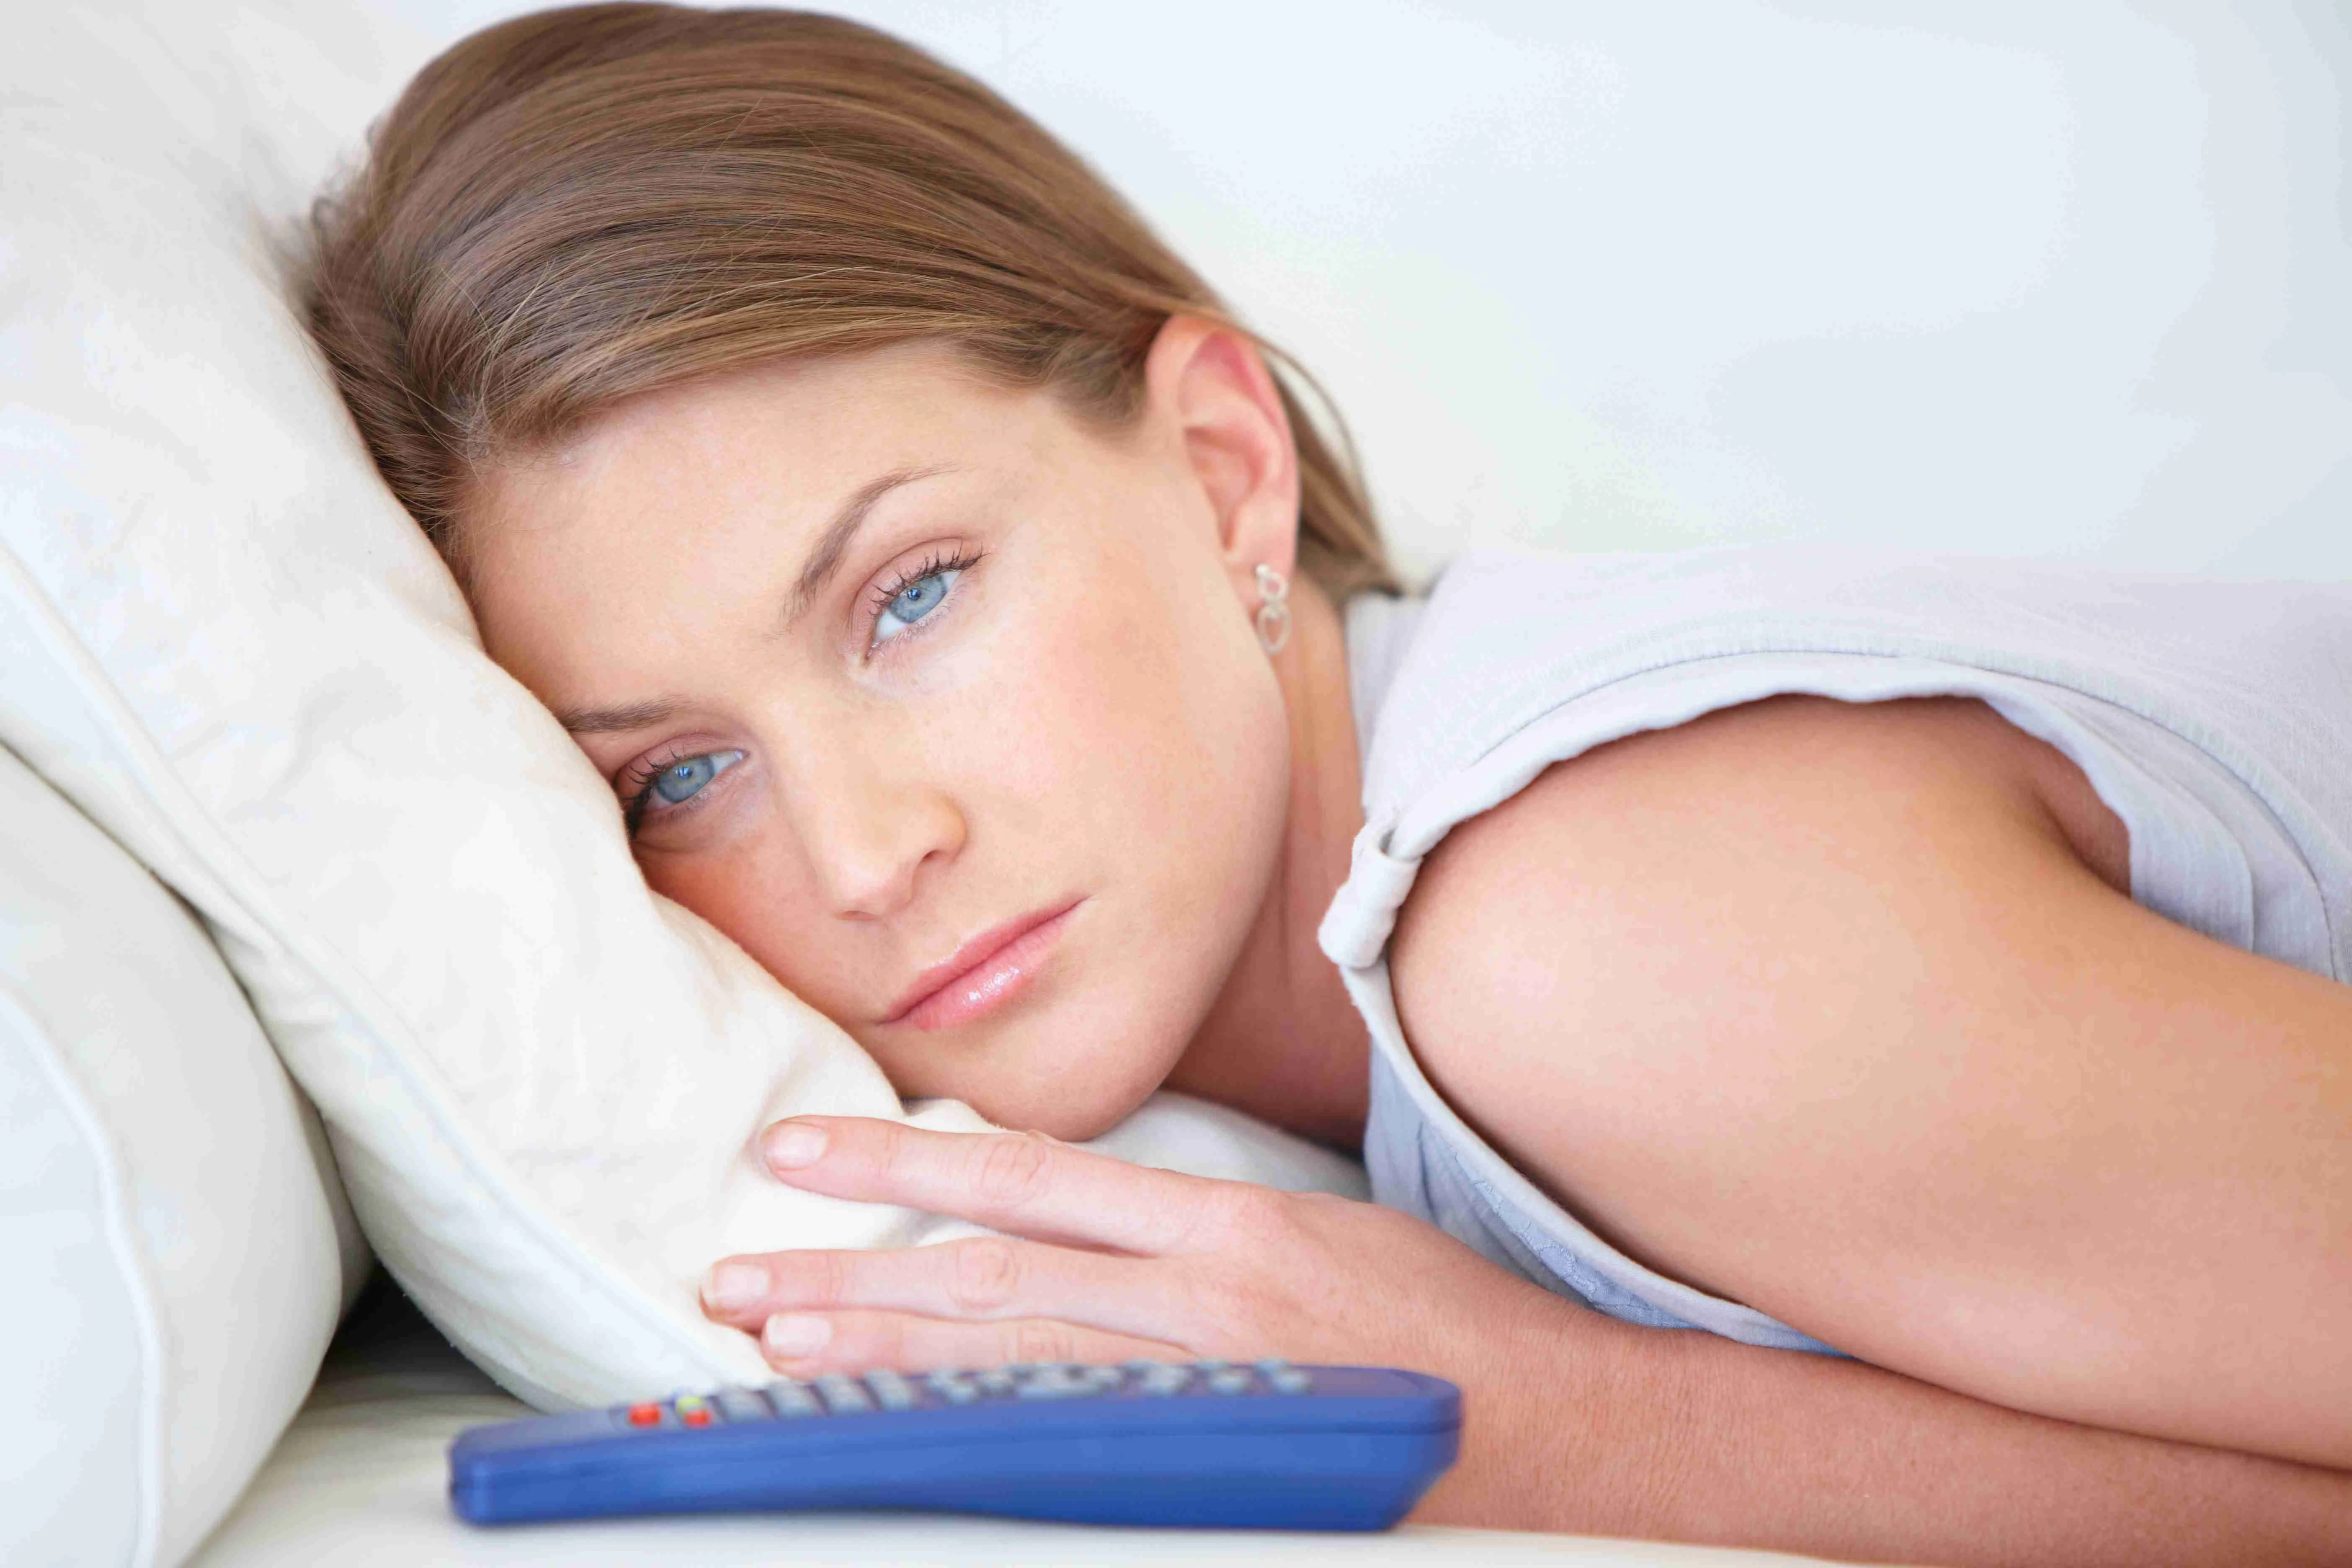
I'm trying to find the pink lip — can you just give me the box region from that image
[883,901,1081,1032]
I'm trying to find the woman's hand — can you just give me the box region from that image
[697,1114,1563,1382]
[699,1116,2352,1562]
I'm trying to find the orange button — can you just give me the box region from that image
[681,1407,713,1428]
[627,1403,662,1426]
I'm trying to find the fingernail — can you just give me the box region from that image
[702,1262,766,1312]
[764,1121,829,1171]
[763,1313,832,1357]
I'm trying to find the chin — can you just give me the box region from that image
[972,1073,1162,1142]
[868,1008,1187,1139]
[949,1025,1185,1143]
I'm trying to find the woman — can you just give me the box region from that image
[306,5,2352,1561]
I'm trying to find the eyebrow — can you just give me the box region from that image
[553,696,680,735]
[785,462,956,625]
[551,463,955,737]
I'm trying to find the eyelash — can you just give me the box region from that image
[865,546,982,647]
[618,744,702,837]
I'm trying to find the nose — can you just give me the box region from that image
[778,724,965,922]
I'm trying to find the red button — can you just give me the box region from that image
[681,1407,713,1428]
[627,1403,662,1426]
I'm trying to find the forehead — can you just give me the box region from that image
[474,343,1021,554]
[455,342,1107,690]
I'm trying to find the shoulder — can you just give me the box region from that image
[1391,694,2122,1004]
[1381,692,2352,1466]
[1385,694,2123,1295]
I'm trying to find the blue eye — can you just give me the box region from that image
[648,749,743,807]
[872,567,962,646]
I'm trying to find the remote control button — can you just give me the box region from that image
[1254,1357,1313,1393]
[1193,1358,1231,1372]
[1121,1357,1165,1373]
[864,1369,917,1411]
[1082,1364,1123,1389]
[926,1370,980,1405]
[1207,1367,1254,1395]
[1015,1366,1092,1400]
[625,1402,663,1427]
[814,1373,874,1414]
[975,1367,1017,1395]
[766,1380,821,1418]
[1136,1364,1191,1396]
[712,1387,773,1424]
[679,1406,713,1428]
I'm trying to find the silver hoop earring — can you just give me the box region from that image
[1253,563,1292,655]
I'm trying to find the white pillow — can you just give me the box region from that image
[0,0,1363,1420]
[0,743,365,1568]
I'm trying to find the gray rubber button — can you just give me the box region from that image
[712,1387,774,1423]
[814,1373,874,1413]
[1137,1364,1191,1396]
[766,1380,821,1418]
[1016,1367,1091,1400]
[864,1369,916,1411]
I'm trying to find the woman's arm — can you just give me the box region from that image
[1457,1289,2352,1563]
[1392,694,2352,1469]
[699,1117,2352,1565]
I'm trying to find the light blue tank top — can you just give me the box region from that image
[1323,547,2352,1354]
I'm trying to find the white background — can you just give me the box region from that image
[350,2,2352,582]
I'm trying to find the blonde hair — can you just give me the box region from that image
[305,3,1395,597]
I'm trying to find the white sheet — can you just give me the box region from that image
[190,1287,1843,1568]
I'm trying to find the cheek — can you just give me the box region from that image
[634,824,845,1008]
[970,525,1287,895]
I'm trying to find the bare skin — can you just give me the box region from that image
[705,1115,2352,1565]
[466,318,2352,1562]
[1162,565,1369,1149]
[1395,694,2352,1467]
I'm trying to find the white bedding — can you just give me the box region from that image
[190,1286,1844,1568]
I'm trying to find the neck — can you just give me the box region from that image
[1166,575,1372,1152]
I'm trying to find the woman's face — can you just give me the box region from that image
[464,330,1298,1138]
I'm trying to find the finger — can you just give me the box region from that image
[755,1308,1187,1379]
[758,1117,1241,1254]
[701,1237,1197,1345]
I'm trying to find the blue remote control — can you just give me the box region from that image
[450,1359,1459,1531]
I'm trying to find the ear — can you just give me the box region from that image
[1141,315,1301,597]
